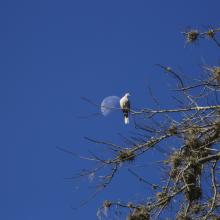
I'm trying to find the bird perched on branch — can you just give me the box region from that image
[120,93,131,124]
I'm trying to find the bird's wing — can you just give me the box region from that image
[124,100,130,112]
[120,98,130,112]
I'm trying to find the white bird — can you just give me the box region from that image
[120,93,131,124]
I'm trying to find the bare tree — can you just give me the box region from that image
[64,27,220,220]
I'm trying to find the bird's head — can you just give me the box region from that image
[125,92,131,97]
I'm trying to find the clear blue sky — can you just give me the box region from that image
[1,0,220,219]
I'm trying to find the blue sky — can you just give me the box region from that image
[1,0,220,219]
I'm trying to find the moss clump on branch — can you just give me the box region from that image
[168,125,178,135]
[185,30,199,43]
[212,66,220,83]
[206,29,216,38]
[118,149,136,162]
[168,151,183,179]
[190,203,204,214]
[170,151,182,168]
[103,200,111,209]
[205,65,220,83]
[176,213,192,220]
[184,128,200,151]
[127,206,150,220]
[185,186,202,202]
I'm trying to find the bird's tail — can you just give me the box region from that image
[124,116,129,124]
